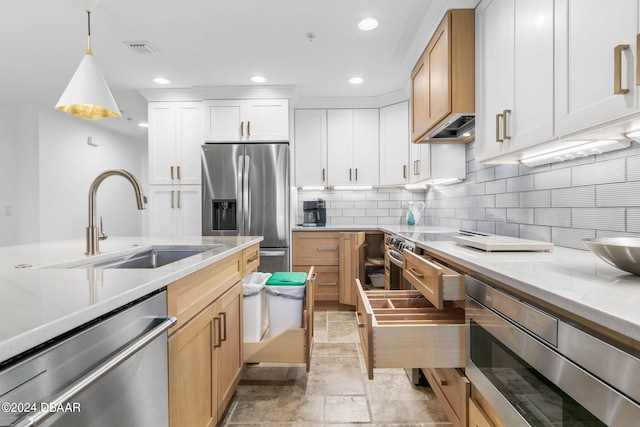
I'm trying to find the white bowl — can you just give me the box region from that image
[583,237,640,275]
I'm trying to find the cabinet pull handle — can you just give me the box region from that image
[413,160,418,176]
[355,311,365,328]
[220,312,227,342]
[355,168,358,181]
[322,168,326,182]
[637,35,640,86]
[170,166,174,180]
[247,121,251,136]
[614,44,630,94]
[177,190,181,209]
[349,168,352,181]
[240,121,244,136]
[170,190,175,209]
[247,254,259,263]
[408,267,424,278]
[176,166,181,180]
[495,113,504,143]
[213,316,222,348]
[319,282,338,286]
[403,165,407,179]
[317,247,337,251]
[503,109,512,140]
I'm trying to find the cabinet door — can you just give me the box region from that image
[327,110,355,186]
[411,53,429,142]
[149,103,178,185]
[425,13,452,131]
[203,100,244,142]
[148,185,178,238]
[476,0,515,162]
[175,103,203,185]
[168,304,217,427]
[294,109,328,187]
[245,99,289,141]
[352,109,379,186]
[216,282,243,415]
[555,0,638,136]
[380,102,410,186]
[410,142,431,183]
[339,232,365,306]
[175,185,202,238]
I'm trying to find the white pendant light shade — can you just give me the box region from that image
[56,53,121,119]
[55,10,121,120]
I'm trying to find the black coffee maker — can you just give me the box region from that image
[302,199,326,226]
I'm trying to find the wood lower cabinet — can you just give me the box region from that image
[293,232,340,303]
[339,232,365,306]
[422,368,470,427]
[469,398,496,427]
[167,245,258,427]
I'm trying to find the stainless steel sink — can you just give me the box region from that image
[70,245,226,269]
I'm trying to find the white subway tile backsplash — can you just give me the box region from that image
[476,168,495,183]
[534,208,571,227]
[572,158,625,186]
[520,225,552,243]
[628,209,640,233]
[496,193,519,208]
[572,208,626,232]
[486,179,506,194]
[519,190,551,208]
[469,208,486,220]
[477,195,496,208]
[627,154,640,181]
[496,222,519,237]
[486,208,507,222]
[329,216,354,225]
[534,169,571,190]
[597,182,640,207]
[366,208,390,217]
[354,201,379,209]
[507,175,534,192]
[342,209,366,217]
[552,228,595,250]
[476,221,496,234]
[330,201,354,209]
[494,164,520,179]
[506,208,534,224]
[551,186,595,207]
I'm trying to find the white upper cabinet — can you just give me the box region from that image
[379,102,410,186]
[327,109,379,187]
[410,142,432,183]
[203,99,289,142]
[476,0,554,162]
[555,0,639,136]
[148,102,202,185]
[294,109,328,187]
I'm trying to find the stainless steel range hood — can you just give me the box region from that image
[423,113,475,142]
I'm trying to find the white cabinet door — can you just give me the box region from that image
[148,185,201,238]
[476,0,514,162]
[294,109,328,187]
[245,99,289,141]
[203,99,289,142]
[353,109,379,186]
[410,142,431,183]
[327,110,355,186]
[555,0,639,136]
[149,102,202,185]
[380,103,409,186]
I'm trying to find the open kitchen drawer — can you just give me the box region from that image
[243,267,315,372]
[355,278,465,379]
[403,250,465,309]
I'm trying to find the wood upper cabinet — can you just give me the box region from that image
[294,109,328,187]
[411,9,474,142]
[476,0,554,162]
[203,99,289,142]
[554,0,639,136]
[148,102,202,185]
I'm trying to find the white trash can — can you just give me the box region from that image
[265,272,307,337]
[242,272,271,342]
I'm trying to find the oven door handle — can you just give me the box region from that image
[14,316,177,427]
[387,249,404,268]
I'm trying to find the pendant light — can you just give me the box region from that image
[55,10,121,120]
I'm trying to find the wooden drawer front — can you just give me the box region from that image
[422,368,470,427]
[403,250,464,309]
[355,279,465,379]
[469,398,496,427]
[242,244,260,275]
[293,232,340,265]
[294,265,338,301]
[168,252,242,334]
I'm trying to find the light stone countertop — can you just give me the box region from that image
[293,225,640,344]
[0,235,262,364]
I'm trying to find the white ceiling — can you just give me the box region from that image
[1,0,477,139]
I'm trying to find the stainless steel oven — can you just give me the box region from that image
[466,275,640,426]
[385,234,414,290]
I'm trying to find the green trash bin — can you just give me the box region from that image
[265,272,307,337]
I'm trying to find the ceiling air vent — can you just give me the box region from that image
[123,41,162,55]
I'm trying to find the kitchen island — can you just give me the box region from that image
[0,235,262,364]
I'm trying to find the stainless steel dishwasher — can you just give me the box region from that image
[0,291,175,427]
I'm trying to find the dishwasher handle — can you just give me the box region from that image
[14,316,177,427]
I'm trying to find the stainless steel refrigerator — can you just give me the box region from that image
[201,143,290,273]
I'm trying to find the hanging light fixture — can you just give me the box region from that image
[55,10,121,120]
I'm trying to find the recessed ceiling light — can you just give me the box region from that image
[152,77,170,85]
[349,77,364,85]
[251,75,267,83]
[138,122,149,128]
[358,18,379,31]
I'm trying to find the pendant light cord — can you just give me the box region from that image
[86,10,93,55]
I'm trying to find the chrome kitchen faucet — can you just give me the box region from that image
[86,169,147,255]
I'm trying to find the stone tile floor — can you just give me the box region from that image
[220,310,452,426]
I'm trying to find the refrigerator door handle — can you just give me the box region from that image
[237,154,245,235]
[243,154,250,234]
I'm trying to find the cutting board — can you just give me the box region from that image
[454,235,554,252]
